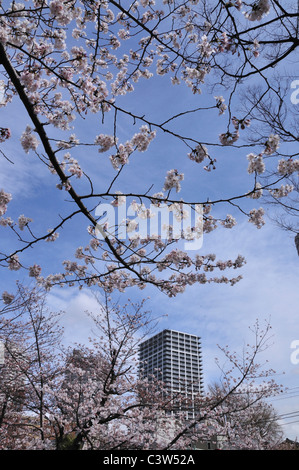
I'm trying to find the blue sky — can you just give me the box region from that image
[0,8,299,442]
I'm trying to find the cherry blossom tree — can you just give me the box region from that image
[0,0,298,299]
[0,286,284,450]
[0,283,64,448]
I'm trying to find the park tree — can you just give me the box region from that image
[0,285,283,450]
[0,0,298,300]
[0,283,64,448]
[207,382,283,449]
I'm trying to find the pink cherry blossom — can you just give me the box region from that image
[0,190,12,216]
[20,126,39,153]
[245,0,271,21]
[1,291,14,304]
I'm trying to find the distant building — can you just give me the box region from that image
[139,329,204,419]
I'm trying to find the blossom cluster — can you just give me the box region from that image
[111,191,126,207]
[0,190,12,216]
[29,264,42,278]
[46,230,59,242]
[18,215,32,231]
[232,116,251,131]
[106,126,156,170]
[49,0,80,27]
[221,215,237,229]
[0,128,11,143]
[8,254,21,271]
[217,32,234,54]
[264,134,280,155]
[247,183,263,200]
[20,126,39,153]
[248,208,265,229]
[131,126,156,152]
[188,144,209,164]
[245,0,271,21]
[246,135,280,179]
[1,290,15,304]
[163,169,184,193]
[110,143,134,170]
[95,134,116,153]
[277,158,299,175]
[270,184,294,199]
[219,131,239,146]
[62,152,83,179]
[214,96,227,115]
[247,153,265,175]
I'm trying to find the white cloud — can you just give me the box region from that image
[46,287,104,346]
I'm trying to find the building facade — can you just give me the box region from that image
[139,329,204,419]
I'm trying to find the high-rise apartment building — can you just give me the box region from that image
[139,329,204,419]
